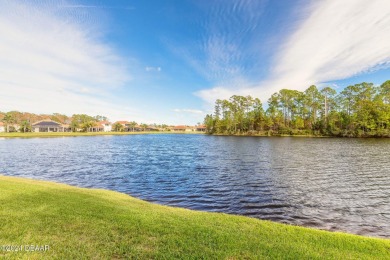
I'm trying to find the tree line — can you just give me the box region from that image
[204,80,390,137]
[0,112,109,132]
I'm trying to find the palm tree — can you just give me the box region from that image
[20,120,30,133]
[112,123,124,132]
[140,123,148,131]
[129,121,137,132]
[81,121,94,132]
[2,113,14,133]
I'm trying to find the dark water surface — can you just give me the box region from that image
[1,134,389,238]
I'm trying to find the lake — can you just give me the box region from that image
[1,134,389,238]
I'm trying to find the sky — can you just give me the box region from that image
[0,0,389,125]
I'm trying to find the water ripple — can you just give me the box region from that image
[0,135,390,238]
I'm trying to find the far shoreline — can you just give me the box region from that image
[0,131,205,138]
[1,131,389,138]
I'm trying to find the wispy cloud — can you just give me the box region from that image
[272,0,390,86]
[0,0,136,121]
[60,5,100,8]
[173,109,203,114]
[200,0,267,83]
[60,4,135,10]
[167,0,267,85]
[145,66,162,72]
[195,0,390,104]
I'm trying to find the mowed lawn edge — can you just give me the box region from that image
[0,175,389,259]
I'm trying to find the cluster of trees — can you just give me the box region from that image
[110,122,171,132]
[112,121,148,132]
[69,114,108,132]
[204,80,390,137]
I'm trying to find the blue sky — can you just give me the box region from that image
[0,0,389,125]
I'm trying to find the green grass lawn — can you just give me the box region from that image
[0,131,204,138]
[0,176,389,259]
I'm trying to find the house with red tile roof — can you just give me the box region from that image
[173,125,195,132]
[113,121,142,132]
[88,121,112,132]
[196,125,206,132]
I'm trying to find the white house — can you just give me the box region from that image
[102,121,112,132]
[0,122,19,132]
[89,121,112,132]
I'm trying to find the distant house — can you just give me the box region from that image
[172,125,205,132]
[2,123,20,132]
[89,121,112,132]
[113,121,129,131]
[145,125,159,131]
[128,124,142,132]
[101,121,112,132]
[173,125,195,132]
[32,120,70,132]
[116,121,129,127]
[173,125,186,132]
[114,121,143,132]
[196,125,206,132]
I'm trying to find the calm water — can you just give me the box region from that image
[1,134,389,238]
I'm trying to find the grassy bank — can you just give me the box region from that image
[0,131,204,138]
[0,176,389,259]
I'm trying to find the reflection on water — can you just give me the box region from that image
[1,134,389,238]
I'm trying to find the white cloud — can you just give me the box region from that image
[0,0,136,121]
[145,66,162,72]
[196,0,390,104]
[272,0,390,86]
[173,109,203,114]
[166,0,266,85]
[60,4,135,10]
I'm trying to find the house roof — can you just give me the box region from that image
[173,125,187,129]
[32,120,62,127]
[94,121,111,127]
[196,125,206,129]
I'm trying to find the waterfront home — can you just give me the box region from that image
[115,121,129,127]
[32,120,71,132]
[145,125,159,131]
[0,122,5,132]
[88,121,112,132]
[114,121,131,131]
[173,125,195,132]
[4,123,20,132]
[128,124,142,132]
[173,125,186,132]
[196,125,206,132]
[114,121,143,132]
[101,121,112,132]
[172,125,205,132]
